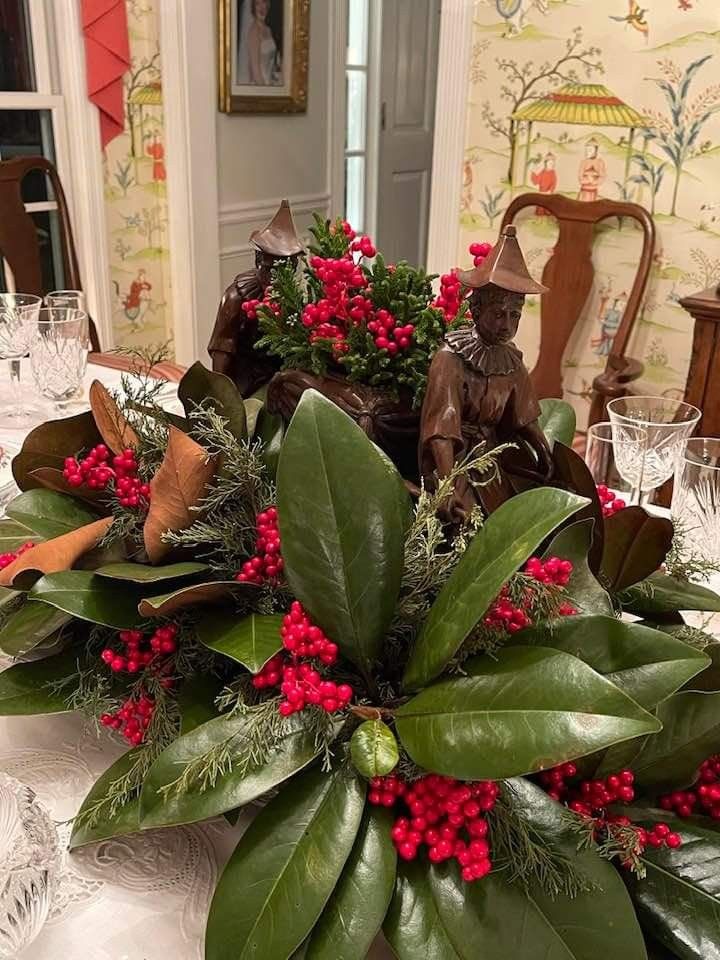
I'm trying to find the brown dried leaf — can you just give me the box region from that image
[0,516,113,588]
[89,380,140,453]
[143,427,217,564]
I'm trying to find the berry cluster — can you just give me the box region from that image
[242,290,281,322]
[368,773,498,882]
[469,240,492,268]
[100,623,178,675]
[483,556,577,634]
[350,235,377,259]
[596,484,627,519]
[100,694,155,745]
[366,309,415,355]
[433,271,463,324]
[0,540,35,570]
[63,444,150,509]
[236,506,283,585]
[252,601,353,716]
[660,754,720,819]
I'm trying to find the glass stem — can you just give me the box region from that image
[8,358,22,418]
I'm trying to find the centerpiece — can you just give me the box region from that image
[0,348,719,959]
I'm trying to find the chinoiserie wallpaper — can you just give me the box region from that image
[103,0,172,352]
[460,0,720,428]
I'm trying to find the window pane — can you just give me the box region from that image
[346,70,366,152]
[0,108,56,201]
[345,155,365,233]
[0,0,35,91]
[347,0,368,66]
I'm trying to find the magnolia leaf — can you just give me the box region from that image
[143,426,217,563]
[197,612,283,672]
[0,516,113,589]
[0,649,80,715]
[350,720,399,778]
[205,765,365,960]
[539,398,576,449]
[69,749,142,848]
[542,519,613,615]
[305,807,396,960]
[28,467,108,506]
[620,572,720,616]
[177,362,247,443]
[403,488,587,690]
[513,616,709,709]
[0,601,71,658]
[178,676,222,735]
[139,711,326,828]
[89,379,140,453]
[384,859,462,960]
[256,406,284,481]
[0,586,21,612]
[682,642,720,692]
[29,571,146,628]
[631,690,720,790]
[0,518,40,553]
[551,442,605,573]
[95,561,209,583]
[11,409,103,491]
[137,580,257,617]
[601,507,674,592]
[396,646,660,780]
[277,389,410,677]
[624,809,720,960]
[6,489,101,540]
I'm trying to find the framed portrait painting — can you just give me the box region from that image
[218,0,310,114]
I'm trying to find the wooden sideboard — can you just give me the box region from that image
[679,284,720,438]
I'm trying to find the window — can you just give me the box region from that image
[0,0,70,292]
[344,0,369,231]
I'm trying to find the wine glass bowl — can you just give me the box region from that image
[585,421,647,510]
[0,293,42,428]
[30,308,89,408]
[672,438,720,563]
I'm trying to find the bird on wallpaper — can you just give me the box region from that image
[609,0,649,37]
[677,0,693,9]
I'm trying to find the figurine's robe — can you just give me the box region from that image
[419,344,540,513]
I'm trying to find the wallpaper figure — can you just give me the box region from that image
[593,292,627,356]
[146,129,166,183]
[530,153,557,215]
[578,137,606,201]
[121,268,153,331]
[608,0,649,39]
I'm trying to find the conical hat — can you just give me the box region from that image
[249,199,304,257]
[457,224,548,294]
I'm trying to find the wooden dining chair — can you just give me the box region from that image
[500,193,655,427]
[0,155,101,351]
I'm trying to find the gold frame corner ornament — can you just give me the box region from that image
[218,0,311,115]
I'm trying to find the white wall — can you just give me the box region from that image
[216,0,337,291]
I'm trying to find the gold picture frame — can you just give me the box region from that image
[218,0,310,114]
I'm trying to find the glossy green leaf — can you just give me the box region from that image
[543,519,613,615]
[137,579,257,617]
[305,807,396,960]
[205,765,365,960]
[256,406,284,481]
[140,711,326,828]
[631,691,720,790]
[178,675,222,734]
[513,616,709,709]
[277,389,410,676]
[539,397,576,449]
[682,642,720,692]
[0,586,21,613]
[0,649,80,715]
[11,409,102,491]
[620,573,720,616]
[625,810,720,960]
[384,859,462,960]
[403,488,588,690]
[69,749,142,849]
[197,612,283,672]
[6,489,101,540]
[0,518,40,553]
[350,719,399,778]
[601,508,674,592]
[395,646,660,780]
[178,361,247,442]
[95,561,209,583]
[29,571,145,628]
[0,600,71,658]
[429,781,647,960]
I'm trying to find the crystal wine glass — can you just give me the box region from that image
[29,308,89,411]
[585,421,648,511]
[607,396,701,504]
[0,773,61,958]
[672,438,720,563]
[0,293,42,428]
[45,290,86,312]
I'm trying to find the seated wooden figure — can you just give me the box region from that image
[208,199,304,396]
[420,224,552,520]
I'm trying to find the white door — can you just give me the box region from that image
[375,0,440,267]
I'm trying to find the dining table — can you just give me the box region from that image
[0,359,394,960]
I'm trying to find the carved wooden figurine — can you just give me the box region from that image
[208,199,304,396]
[420,224,552,519]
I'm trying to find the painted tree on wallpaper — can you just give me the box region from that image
[461,0,720,429]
